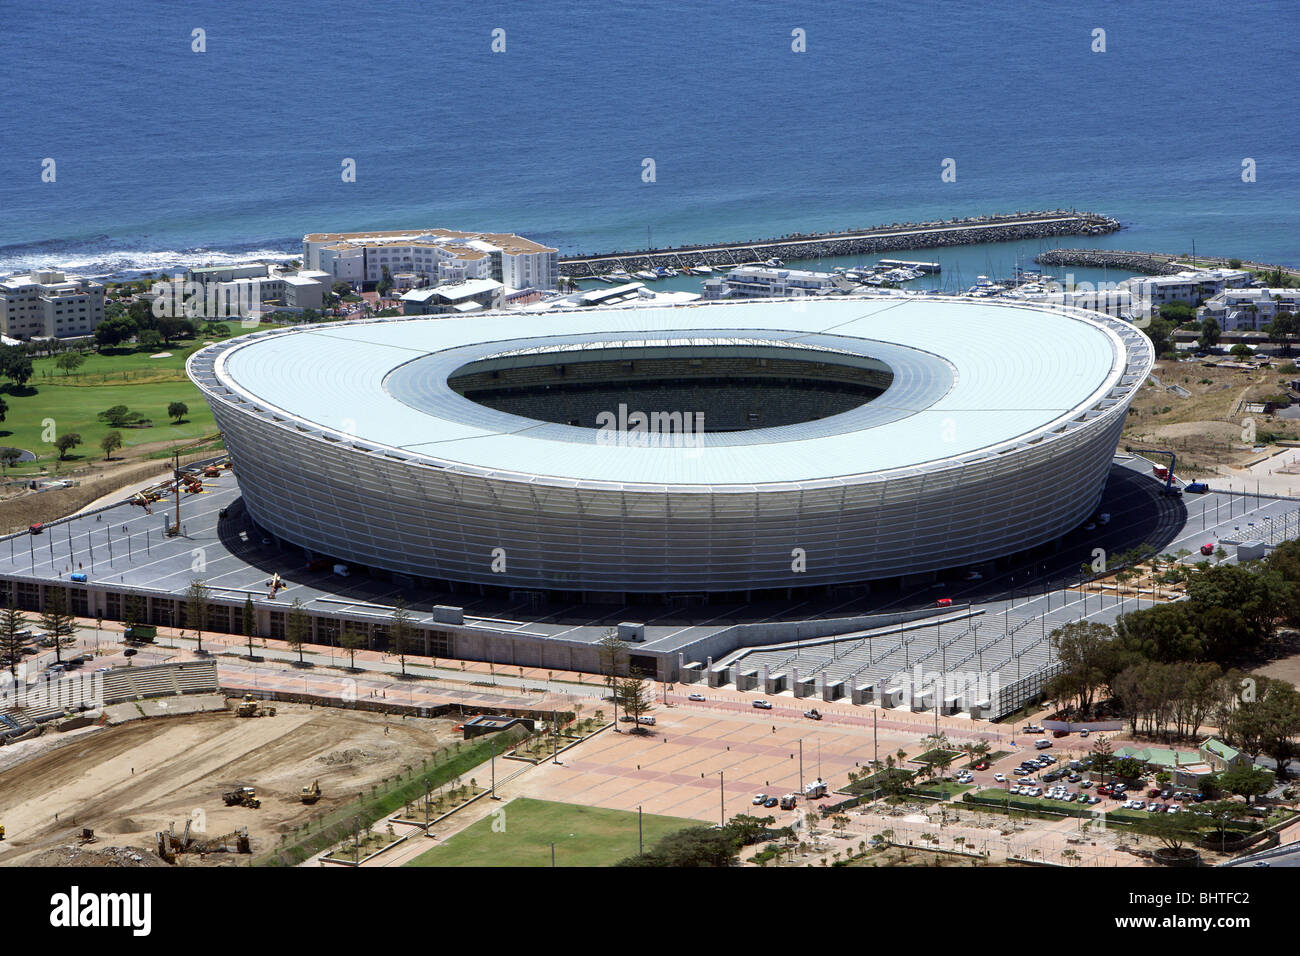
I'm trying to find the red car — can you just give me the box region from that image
[1200,543,1215,556]
[973,761,989,771]
[936,598,953,607]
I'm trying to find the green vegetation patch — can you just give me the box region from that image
[407,798,697,868]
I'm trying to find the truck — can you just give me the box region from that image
[124,624,157,644]
[803,779,828,799]
[222,787,261,809]
[779,794,798,810]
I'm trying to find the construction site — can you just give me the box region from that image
[0,699,461,867]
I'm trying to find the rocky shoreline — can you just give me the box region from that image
[1033,249,1184,275]
[559,210,1121,278]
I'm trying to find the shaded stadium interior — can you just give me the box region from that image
[446,345,894,432]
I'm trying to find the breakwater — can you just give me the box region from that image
[1033,249,1183,275]
[559,210,1120,277]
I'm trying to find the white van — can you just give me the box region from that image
[1034,739,1053,750]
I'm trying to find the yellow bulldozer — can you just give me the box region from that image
[222,786,261,809]
[235,694,276,718]
[300,780,322,805]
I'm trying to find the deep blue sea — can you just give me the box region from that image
[0,0,1295,278]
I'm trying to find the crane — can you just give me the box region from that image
[1133,448,1182,496]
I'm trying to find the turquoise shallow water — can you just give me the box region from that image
[0,0,1294,276]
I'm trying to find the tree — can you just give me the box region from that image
[1144,317,1175,357]
[339,626,366,670]
[1,351,33,388]
[597,630,629,722]
[377,265,394,298]
[1198,316,1221,350]
[99,431,122,460]
[39,589,76,665]
[53,432,82,460]
[1201,799,1254,851]
[241,596,256,658]
[0,602,29,677]
[1215,765,1274,805]
[55,352,85,376]
[286,597,309,664]
[1145,810,1205,854]
[1046,621,1113,718]
[389,598,413,677]
[618,823,745,867]
[167,401,188,423]
[138,329,163,349]
[0,395,7,424]
[184,578,209,654]
[98,405,149,428]
[93,314,138,350]
[1089,735,1115,779]
[615,676,654,729]
[1230,343,1253,362]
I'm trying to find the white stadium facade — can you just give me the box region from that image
[187,297,1154,600]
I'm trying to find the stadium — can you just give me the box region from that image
[187,297,1154,599]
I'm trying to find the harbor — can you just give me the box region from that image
[559,209,1120,279]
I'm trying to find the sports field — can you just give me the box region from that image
[406,798,697,867]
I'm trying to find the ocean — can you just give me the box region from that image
[0,0,1295,278]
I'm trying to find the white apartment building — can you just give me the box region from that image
[302,228,559,292]
[164,265,331,317]
[0,269,105,339]
[1119,268,1252,317]
[1199,288,1300,332]
[706,265,841,299]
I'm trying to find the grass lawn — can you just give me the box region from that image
[406,798,698,867]
[1,321,285,472]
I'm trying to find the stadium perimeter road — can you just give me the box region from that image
[1,456,1297,659]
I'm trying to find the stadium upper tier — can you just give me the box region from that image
[188,297,1153,594]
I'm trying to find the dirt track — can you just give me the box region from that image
[0,704,457,866]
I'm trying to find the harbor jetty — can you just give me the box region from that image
[559,210,1120,278]
[1033,249,1184,275]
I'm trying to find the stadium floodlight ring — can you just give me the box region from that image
[189,296,1153,594]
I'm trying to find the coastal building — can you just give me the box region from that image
[0,269,105,339]
[1005,288,1135,319]
[1119,268,1252,317]
[706,265,842,299]
[302,228,559,292]
[1198,288,1300,331]
[191,266,332,315]
[400,278,504,315]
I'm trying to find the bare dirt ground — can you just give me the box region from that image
[0,703,459,866]
[1254,651,1300,690]
[1124,359,1299,474]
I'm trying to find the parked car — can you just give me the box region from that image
[637,716,656,726]
[753,794,768,805]
[993,773,1006,783]
[688,693,705,702]
[936,597,953,607]
[763,796,779,809]
[973,761,989,771]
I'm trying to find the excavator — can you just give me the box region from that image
[300,780,322,805]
